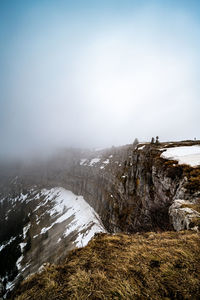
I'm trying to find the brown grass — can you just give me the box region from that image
[12,231,200,300]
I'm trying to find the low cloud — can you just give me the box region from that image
[0,1,200,159]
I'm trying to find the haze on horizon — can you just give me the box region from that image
[0,0,200,159]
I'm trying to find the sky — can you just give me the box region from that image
[0,0,200,159]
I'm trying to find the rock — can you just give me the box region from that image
[169,199,200,231]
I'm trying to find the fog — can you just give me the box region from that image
[1,0,200,159]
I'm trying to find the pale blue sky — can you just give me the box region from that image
[0,0,200,158]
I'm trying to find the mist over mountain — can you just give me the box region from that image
[1,0,200,160]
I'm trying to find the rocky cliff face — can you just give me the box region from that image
[42,141,200,233]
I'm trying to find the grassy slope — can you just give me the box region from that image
[13,231,200,300]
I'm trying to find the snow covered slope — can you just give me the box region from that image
[161,145,200,167]
[0,187,106,296]
[33,187,105,247]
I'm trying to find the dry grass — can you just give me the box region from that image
[12,231,200,300]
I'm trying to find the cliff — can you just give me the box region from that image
[40,141,200,233]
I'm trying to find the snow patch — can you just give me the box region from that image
[57,237,61,243]
[102,159,109,164]
[89,158,101,166]
[23,223,31,239]
[16,223,31,270]
[161,146,200,167]
[37,188,106,247]
[80,158,87,165]
[137,145,145,150]
[19,193,28,202]
[0,236,16,252]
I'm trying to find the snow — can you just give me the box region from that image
[21,263,31,273]
[1,187,106,295]
[137,145,145,150]
[0,236,16,252]
[80,158,87,165]
[19,242,27,249]
[102,159,109,164]
[16,254,23,270]
[11,192,29,203]
[35,215,40,224]
[100,158,110,169]
[19,193,28,202]
[41,226,51,234]
[23,223,31,239]
[6,280,15,291]
[89,158,101,166]
[16,223,31,270]
[37,188,106,247]
[80,157,102,166]
[161,145,200,167]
